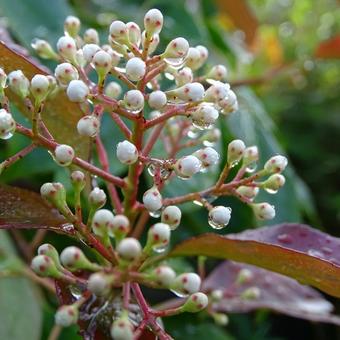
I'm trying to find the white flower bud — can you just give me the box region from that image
[143,186,163,212]
[55,63,79,86]
[236,268,254,284]
[182,292,209,313]
[75,49,86,68]
[219,89,238,114]
[82,43,101,63]
[104,81,122,99]
[64,15,81,37]
[241,286,261,300]
[264,155,288,173]
[93,50,112,80]
[125,57,146,81]
[208,206,232,229]
[142,32,160,55]
[77,115,100,137]
[236,186,259,200]
[8,70,30,98]
[204,81,230,102]
[30,74,50,102]
[117,237,142,261]
[252,203,276,220]
[173,82,205,102]
[55,304,78,327]
[0,109,16,140]
[206,65,228,81]
[191,104,219,129]
[174,155,201,179]
[195,45,209,68]
[56,36,77,62]
[146,223,171,251]
[243,146,259,166]
[101,45,121,66]
[66,80,89,102]
[116,140,138,164]
[123,89,144,112]
[88,272,114,296]
[227,139,246,165]
[109,20,129,44]
[70,170,86,190]
[175,67,193,86]
[194,147,219,167]
[161,205,182,230]
[163,37,189,59]
[89,187,107,209]
[263,174,286,193]
[37,243,63,270]
[111,214,130,238]
[152,266,176,287]
[185,47,201,70]
[31,39,58,59]
[211,289,224,301]
[110,317,134,340]
[92,209,115,237]
[40,182,67,211]
[202,128,221,145]
[60,246,99,271]
[84,28,99,44]
[127,22,141,46]
[173,273,201,295]
[213,313,229,326]
[54,144,75,166]
[144,8,163,35]
[148,90,167,109]
[31,255,62,278]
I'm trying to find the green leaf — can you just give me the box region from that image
[0,231,42,340]
[170,223,340,297]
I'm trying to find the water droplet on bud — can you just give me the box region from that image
[149,209,162,218]
[245,162,257,173]
[170,288,189,298]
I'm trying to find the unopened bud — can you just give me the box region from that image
[70,170,86,191]
[191,104,219,129]
[123,89,144,112]
[212,313,229,326]
[145,223,171,253]
[37,243,63,271]
[263,174,286,193]
[243,146,259,166]
[126,57,146,81]
[55,63,79,86]
[77,115,100,137]
[102,45,121,66]
[152,265,176,287]
[31,39,58,59]
[172,273,201,296]
[175,67,193,86]
[110,316,134,340]
[117,237,142,261]
[182,292,209,313]
[104,81,122,99]
[30,74,50,104]
[56,36,77,63]
[31,255,62,278]
[148,90,167,109]
[54,144,75,166]
[127,22,141,46]
[60,246,100,271]
[116,140,138,164]
[204,82,229,102]
[64,15,81,37]
[252,202,276,220]
[227,139,246,166]
[0,109,16,140]
[194,147,219,168]
[174,155,201,179]
[144,8,163,36]
[84,28,99,44]
[40,182,67,212]
[161,205,181,230]
[111,214,130,239]
[66,80,89,102]
[211,289,224,301]
[236,268,254,284]
[168,82,204,102]
[208,206,232,229]
[264,155,288,173]
[142,186,163,212]
[8,70,30,98]
[89,187,107,210]
[55,304,79,327]
[185,47,201,70]
[93,50,112,82]
[206,65,228,81]
[88,272,115,296]
[91,209,114,237]
[109,21,129,44]
[241,286,261,300]
[163,37,189,59]
[236,186,259,200]
[82,43,101,63]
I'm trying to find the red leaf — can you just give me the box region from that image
[170,223,340,297]
[315,35,340,59]
[203,261,340,325]
[0,185,73,234]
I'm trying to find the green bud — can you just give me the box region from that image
[38,243,63,271]
[8,70,30,98]
[181,292,209,313]
[40,182,68,213]
[55,304,79,327]
[241,286,261,300]
[60,246,100,272]
[31,255,62,278]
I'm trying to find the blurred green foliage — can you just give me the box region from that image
[0,0,339,339]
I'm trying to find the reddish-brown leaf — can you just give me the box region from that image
[0,185,73,234]
[315,35,340,59]
[0,42,90,159]
[170,223,340,297]
[203,261,340,325]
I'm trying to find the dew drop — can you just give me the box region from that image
[61,223,75,233]
[245,162,257,173]
[192,120,213,131]
[149,209,162,218]
[187,128,200,139]
[208,216,228,230]
[70,286,82,299]
[0,131,14,140]
[193,200,204,207]
[308,249,324,258]
[170,288,189,298]
[147,164,156,177]
[321,247,333,255]
[152,244,168,253]
[164,57,185,68]
[203,140,216,147]
[264,187,278,194]
[164,72,175,80]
